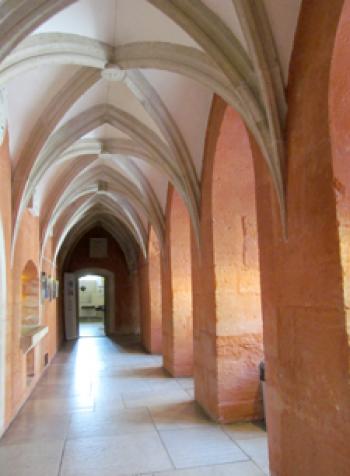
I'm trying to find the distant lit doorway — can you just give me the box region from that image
[78,274,105,337]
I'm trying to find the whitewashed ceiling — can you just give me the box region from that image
[0,0,302,266]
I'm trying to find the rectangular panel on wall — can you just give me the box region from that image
[64,273,77,340]
[89,238,107,258]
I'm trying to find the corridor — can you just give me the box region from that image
[0,337,268,476]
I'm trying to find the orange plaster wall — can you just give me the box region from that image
[251,1,350,474]
[162,186,193,376]
[139,252,151,350]
[213,106,263,421]
[330,0,350,345]
[139,227,162,354]
[0,131,13,429]
[147,227,162,353]
[0,128,60,431]
[11,209,60,420]
[192,98,263,423]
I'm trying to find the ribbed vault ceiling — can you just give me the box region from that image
[0,0,301,267]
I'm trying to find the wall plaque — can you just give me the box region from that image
[89,238,107,258]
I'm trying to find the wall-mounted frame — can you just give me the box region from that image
[47,276,53,301]
[41,272,48,302]
[53,280,59,299]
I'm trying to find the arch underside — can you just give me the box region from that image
[0,0,287,266]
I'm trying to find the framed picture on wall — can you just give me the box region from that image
[89,237,108,258]
[53,280,59,299]
[41,272,48,303]
[47,276,53,301]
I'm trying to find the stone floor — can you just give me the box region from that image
[79,321,105,337]
[0,336,269,476]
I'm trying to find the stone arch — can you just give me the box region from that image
[0,34,240,110]
[58,216,140,274]
[0,0,76,62]
[40,159,162,261]
[5,33,286,231]
[0,1,287,228]
[12,67,199,226]
[42,152,164,234]
[249,1,350,474]
[62,225,140,336]
[20,103,173,211]
[192,96,264,422]
[12,104,178,263]
[52,195,148,267]
[33,139,184,242]
[162,186,193,377]
[0,217,7,435]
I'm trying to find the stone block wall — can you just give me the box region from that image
[162,187,193,377]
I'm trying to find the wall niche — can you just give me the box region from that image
[21,260,39,328]
[20,261,48,376]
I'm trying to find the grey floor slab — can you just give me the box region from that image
[21,395,94,415]
[60,432,173,476]
[140,461,266,475]
[222,422,266,441]
[0,411,70,445]
[0,440,64,476]
[0,336,269,476]
[159,427,249,469]
[122,386,191,409]
[236,437,269,475]
[149,400,214,430]
[68,407,156,438]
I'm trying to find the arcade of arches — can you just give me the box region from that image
[0,1,350,475]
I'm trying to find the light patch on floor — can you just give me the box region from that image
[0,337,269,475]
[79,322,105,337]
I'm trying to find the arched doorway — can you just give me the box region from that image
[64,268,115,340]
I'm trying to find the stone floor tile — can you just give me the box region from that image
[112,365,168,379]
[236,437,269,475]
[175,378,194,390]
[93,394,125,411]
[149,400,214,430]
[0,336,269,476]
[140,460,266,475]
[159,427,248,469]
[79,322,105,337]
[60,432,173,476]
[0,440,64,476]
[21,395,94,415]
[92,376,151,396]
[185,388,195,399]
[222,422,266,441]
[122,387,191,409]
[31,381,93,399]
[68,407,156,438]
[0,412,70,445]
[60,471,137,476]
[146,379,185,392]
